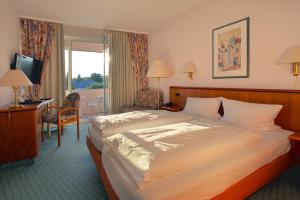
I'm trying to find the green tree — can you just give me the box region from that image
[88,82,104,89]
[91,73,103,83]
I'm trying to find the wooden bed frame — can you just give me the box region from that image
[87,86,300,200]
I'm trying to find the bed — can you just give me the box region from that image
[87,86,300,200]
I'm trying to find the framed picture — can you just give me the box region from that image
[212,17,249,79]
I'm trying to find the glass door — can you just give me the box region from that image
[64,38,109,116]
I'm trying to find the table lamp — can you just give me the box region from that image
[146,60,171,109]
[0,69,33,108]
[183,62,197,80]
[280,46,300,87]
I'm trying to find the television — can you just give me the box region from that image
[10,53,43,84]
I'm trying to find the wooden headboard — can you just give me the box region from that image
[170,86,300,132]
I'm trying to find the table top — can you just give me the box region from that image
[0,99,54,113]
[289,133,300,141]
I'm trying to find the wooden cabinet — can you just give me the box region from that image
[0,100,52,164]
[289,132,300,161]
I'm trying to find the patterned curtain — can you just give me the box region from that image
[127,33,148,91]
[20,18,55,99]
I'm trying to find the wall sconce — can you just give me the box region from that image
[280,46,300,87]
[183,62,196,80]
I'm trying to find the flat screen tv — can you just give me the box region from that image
[10,53,43,84]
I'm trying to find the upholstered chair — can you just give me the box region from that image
[120,89,163,113]
[42,93,80,146]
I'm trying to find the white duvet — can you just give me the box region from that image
[89,110,194,138]
[103,117,262,188]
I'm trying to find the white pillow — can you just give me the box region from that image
[221,97,283,131]
[183,97,221,119]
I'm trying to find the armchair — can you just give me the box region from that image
[121,89,163,113]
[42,93,80,146]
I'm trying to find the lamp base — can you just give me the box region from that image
[188,72,193,80]
[10,86,22,109]
[293,63,299,76]
[157,77,160,110]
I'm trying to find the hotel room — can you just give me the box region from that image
[0,0,300,199]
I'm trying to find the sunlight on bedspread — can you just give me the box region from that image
[89,110,194,138]
[131,121,214,142]
[103,117,262,188]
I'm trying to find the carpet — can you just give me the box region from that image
[0,124,299,200]
[0,124,108,200]
[248,164,300,200]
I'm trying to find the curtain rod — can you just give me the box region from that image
[18,15,148,35]
[105,28,148,35]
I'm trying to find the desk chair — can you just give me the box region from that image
[42,93,80,146]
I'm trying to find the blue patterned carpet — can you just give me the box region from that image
[248,165,300,200]
[0,124,299,200]
[0,124,108,200]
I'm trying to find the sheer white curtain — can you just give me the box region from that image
[40,24,65,107]
[108,31,136,114]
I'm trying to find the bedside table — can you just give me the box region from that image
[160,105,183,112]
[289,132,300,160]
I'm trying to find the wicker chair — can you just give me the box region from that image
[120,89,163,113]
[42,93,80,147]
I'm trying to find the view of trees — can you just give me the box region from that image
[72,73,108,89]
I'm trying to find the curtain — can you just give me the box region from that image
[20,18,55,98]
[40,24,65,107]
[127,33,148,91]
[109,31,136,114]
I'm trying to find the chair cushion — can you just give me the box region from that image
[42,113,58,123]
[42,112,78,124]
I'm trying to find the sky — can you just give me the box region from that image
[65,50,109,78]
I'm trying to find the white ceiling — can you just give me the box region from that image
[12,0,205,33]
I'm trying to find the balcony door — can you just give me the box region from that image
[65,38,109,116]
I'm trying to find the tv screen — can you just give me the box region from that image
[11,54,43,84]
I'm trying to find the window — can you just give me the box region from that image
[64,38,109,115]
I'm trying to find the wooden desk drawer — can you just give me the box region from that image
[0,110,38,164]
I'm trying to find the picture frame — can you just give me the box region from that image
[212,17,249,79]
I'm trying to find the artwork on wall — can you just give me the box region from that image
[212,17,249,78]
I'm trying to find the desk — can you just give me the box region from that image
[0,100,53,164]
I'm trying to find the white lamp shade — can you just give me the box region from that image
[147,60,171,78]
[0,70,33,87]
[183,62,197,73]
[280,46,300,63]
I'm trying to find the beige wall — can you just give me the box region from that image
[64,24,105,40]
[148,0,300,103]
[0,0,20,106]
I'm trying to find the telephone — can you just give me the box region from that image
[164,102,175,107]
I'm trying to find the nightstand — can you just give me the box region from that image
[289,132,300,161]
[160,105,183,112]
